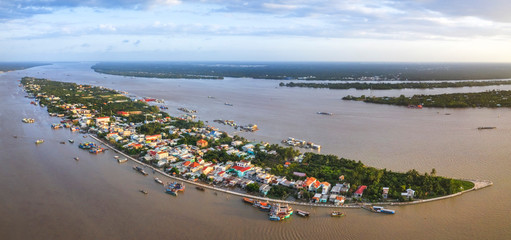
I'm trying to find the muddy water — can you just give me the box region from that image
[1,63,510,239]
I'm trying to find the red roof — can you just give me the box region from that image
[183,161,191,167]
[303,177,317,187]
[232,165,251,172]
[190,162,200,168]
[96,116,110,120]
[354,185,367,194]
[313,181,321,189]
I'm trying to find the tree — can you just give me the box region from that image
[245,183,260,193]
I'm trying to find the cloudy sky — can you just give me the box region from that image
[2,0,511,62]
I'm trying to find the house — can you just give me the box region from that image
[401,188,415,199]
[95,116,110,126]
[321,182,331,195]
[259,184,271,196]
[236,160,251,168]
[382,187,390,199]
[230,166,252,177]
[311,181,322,192]
[335,196,345,205]
[320,194,328,203]
[353,185,367,199]
[312,193,322,203]
[303,177,318,191]
[196,139,208,148]
[145,134,161,142]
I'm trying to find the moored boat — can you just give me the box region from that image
[117,158,128,163]
[243,197,254,204]
[372,206,395,214]
[195,186,205,191]
[296,209,310,217]
[269,203,293,221]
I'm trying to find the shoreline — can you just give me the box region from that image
[90,134,493,209]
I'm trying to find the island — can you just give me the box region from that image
[343,90,511,108]
[281,80,511,90]
[21,77,489,208]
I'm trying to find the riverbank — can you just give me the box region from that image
[90,134,492,209]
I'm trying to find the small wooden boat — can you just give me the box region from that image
[242,197,254,204]
[139,189,148,194]
[68,139,74,143]
[117,158,127,163]
[331,211,345,217]
[196,186,205,191]
[60,141,66,144]
[154,177,164,185]
[296,209,310,217]
[74,157,79,161]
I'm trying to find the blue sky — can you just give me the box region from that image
[2,0,511,62]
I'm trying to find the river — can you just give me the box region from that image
[1,63,509,239]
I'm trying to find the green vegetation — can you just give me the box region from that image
[93,62,511,81]
[343,90,511,108]
[21,77,168,121]
[245,183,260,193]
[0,62,48,72]
[252,146,474,201]
[281,80,511,90]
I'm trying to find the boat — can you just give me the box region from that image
[154,177,164,185]
[22,118,35,123]
[60,141,66,144]
[478,127,496,130]
[133,166,148,176]
[35,139,44,144]
[224,102,233,106]
[196,186,205,191]
[68,139,74,143]
[242,197,254,204]
[317,112,333,116]
[117,158,128,163]
[269,203,293,221]
[165,181,185,195]
[253,201,271,211]
[114,155,119,159]
[296,209,310,217]
[74,157,79,161]
[372,206,395,214]
[331,211,346,217]
[79,142,96,149]
[139,189,148,195]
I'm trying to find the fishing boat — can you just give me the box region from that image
[35,139,44,144]
[165,182,185,195]
[68,139,74,143]
[296,209,310,217]
[79,142,96,149]
[253,201,271,211]
[224,102,233,106]
[154,177,164,185]
[331,211,346,217]
[269,203,293,221]
[372,206,395,214]
[243,197,255,204]
[133,166,148,176]
[139,189,148,195]
[117,158,128,163]
[195,186,205,191]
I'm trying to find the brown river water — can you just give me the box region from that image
[1,63,510,239]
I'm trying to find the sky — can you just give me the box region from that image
[1,0,511,62]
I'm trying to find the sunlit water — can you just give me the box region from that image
[1,63,510,239]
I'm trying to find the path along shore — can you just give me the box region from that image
[90,135,493,209]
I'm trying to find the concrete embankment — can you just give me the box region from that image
[89,135,492,209]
